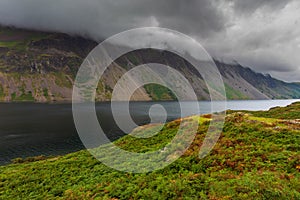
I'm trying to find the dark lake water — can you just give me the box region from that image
[0,99,299,165]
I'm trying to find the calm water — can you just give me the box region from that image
[0,99,299,165]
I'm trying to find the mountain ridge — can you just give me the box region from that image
[1,25,300,102]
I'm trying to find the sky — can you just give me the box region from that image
[0,0,299,82]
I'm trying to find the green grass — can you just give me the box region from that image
[0,103,299,199]
[127,54,140,66]
[43,88,49,98]
[11,91,35,102]
[0,84,5,99]
[246,102,300,119]
[0,41,21,48]
[9,83,35,102]
[53,72,73,88]
[144,83,177,101]
[2,73,74,102]
[225,83,249,100]
[0,27,50,52]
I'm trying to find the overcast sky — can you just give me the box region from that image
[0,0,299,81]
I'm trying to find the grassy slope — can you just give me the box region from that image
[246,102,300,120]
[0,104,300,199]
[144,84,177,101]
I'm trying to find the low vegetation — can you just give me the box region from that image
[245,102,300,120]
[0,103,299,199]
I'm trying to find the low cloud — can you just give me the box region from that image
[0,0,299,81]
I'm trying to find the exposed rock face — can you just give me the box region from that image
[1,26,300,102]
[216,61,300,99]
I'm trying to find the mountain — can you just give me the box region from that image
[1,25,300,102]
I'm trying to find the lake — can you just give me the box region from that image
[0,99,299,165]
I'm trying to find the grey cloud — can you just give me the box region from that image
[229,0,294,14]
[238,54,295,73]
[0,0,299,81]
[0,0,227,40]
[204,0,300,81]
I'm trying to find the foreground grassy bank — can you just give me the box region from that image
[1,103,300,199]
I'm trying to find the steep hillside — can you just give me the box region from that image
[1,26,300,102]
[0,103,299,199]
[216,61,300,99]
[0,26,89,102]
[0,26,151,102]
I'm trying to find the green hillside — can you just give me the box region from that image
[1,103,299,199]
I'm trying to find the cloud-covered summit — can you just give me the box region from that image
[0,0,299,81]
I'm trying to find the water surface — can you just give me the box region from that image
[0,99,299,164]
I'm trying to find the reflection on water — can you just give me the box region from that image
[0,99,299,165]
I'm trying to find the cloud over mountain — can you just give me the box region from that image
[0,0,299,81]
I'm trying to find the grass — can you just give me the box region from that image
[0,84,5,100]
[144,83,177,101]
[0,103,299,199]
[246,102,300,119]
[53,72,73,88]
[0,37,39,52]
[225,83,249,100]
[0,41,21,48]
[0,26,50,52]
[11,91,35,102]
